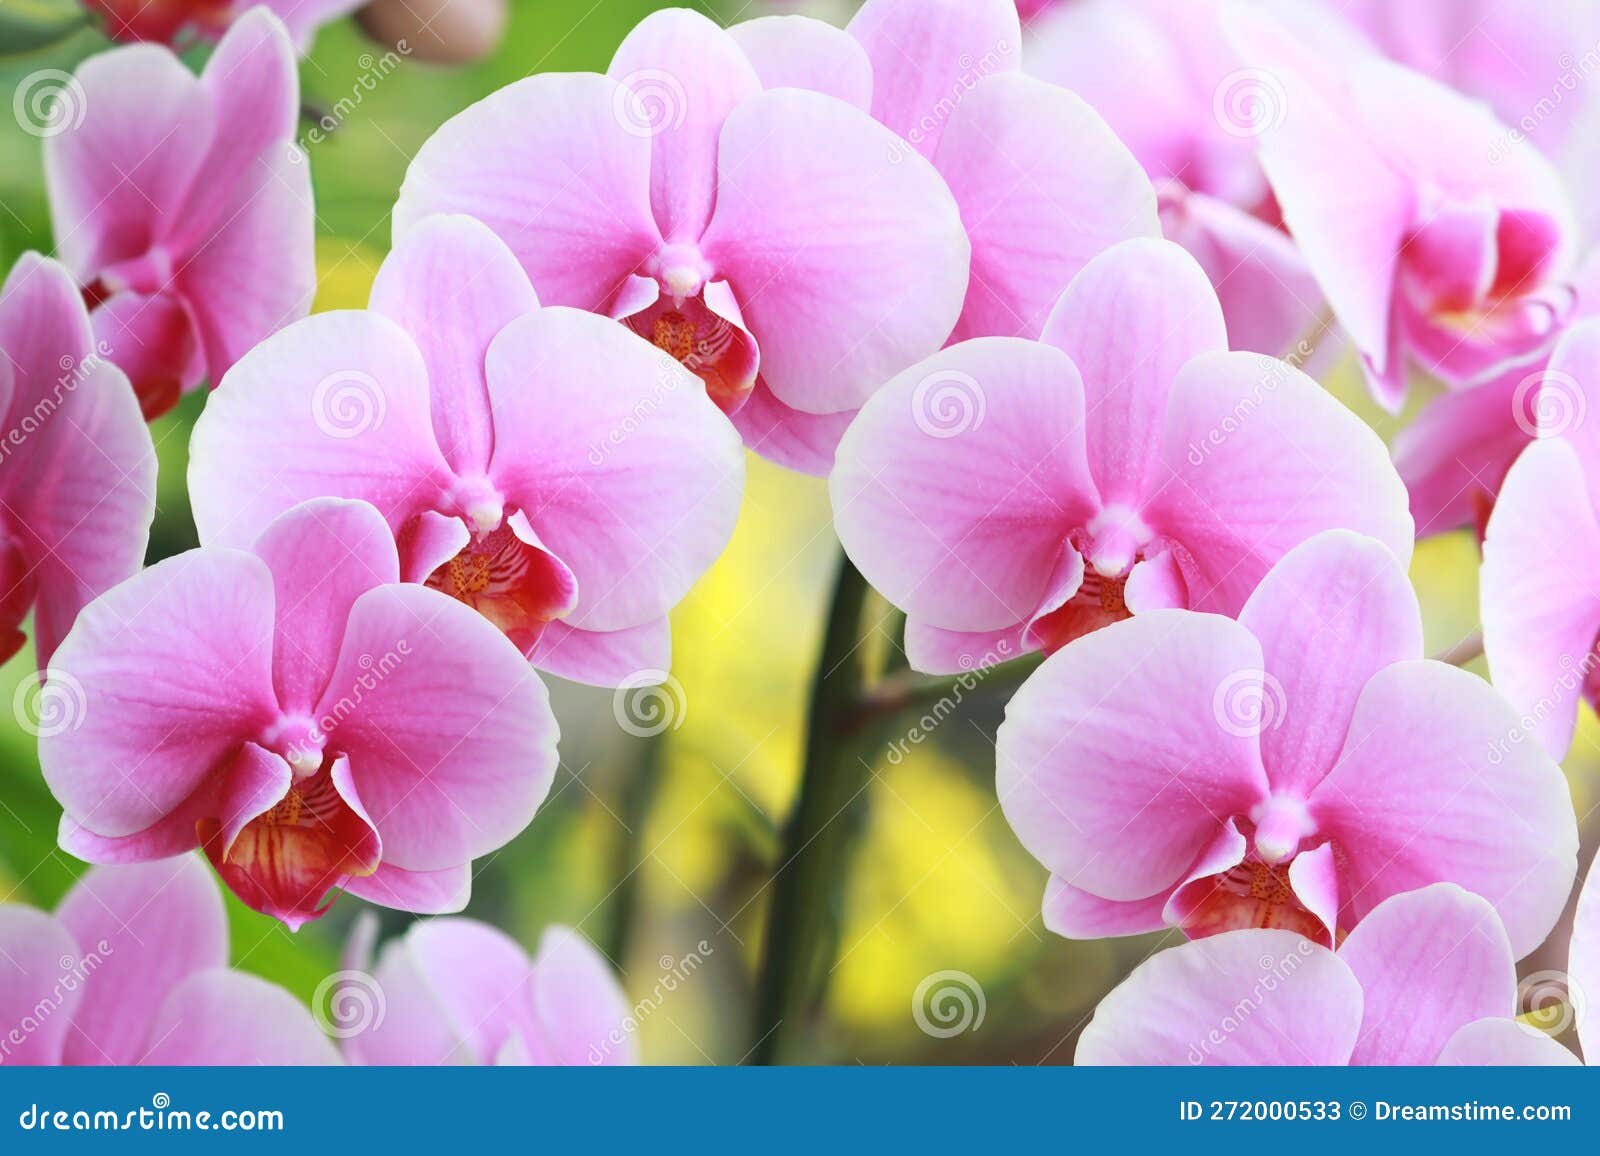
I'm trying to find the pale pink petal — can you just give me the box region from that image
[728,15,872,109]
[0,905,81,1065]
[527,617,671,689]
[726,381,853,476]
[320,584,557,872]
[249,498,400,713]
[903,617,1030,676]
[140,968,340,1065]
[398,509,470,585]
[1392,366,1529,538]
[189,311,452,548]
[1042,875,1168,940]
[369,214,539,474]
[1571,846,1600,1062]
[1310,660,1579,958]
[1040,239,1225,506]
[1436,1017,1581,1066]
[1147,351,1414,614]
[700,88,969,415]
[940,76,1159,343]
[1481,439,1600,761]
[831,338,1097,633]
[1287,842,1340,947]
[342,861,471,915]
[1337,884,1516,1066]
[996,610,1270,901]
[847,0,1020,161]
[55,855,228,1066]
[1076,929,1361,1065]
[42,44,210,278]
[394,73,661,311]
[1123,548,1188,614]
[484,307,744,632]
[41,549,278,839]
[608,8,761,242]
[529,926,636,1065]
[1237,531,1421,796]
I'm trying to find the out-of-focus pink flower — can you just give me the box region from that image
[1232,7,1579,412]
[1571,848,1600,1063]
[1481,325,1600,759]
[831,239,1412,673]
[40,497,559,930]
[393,7,970,475]
[1076,884,1578,1066]
[1024,0,1332,357]
[339,915,636,1065]
[0,255,154,670]
[45,8,315,419]
[0,855,338,1065]
[188,214,744,687]
[997,530,1575,956]
[357,0,507,64]
[85,0,359,51]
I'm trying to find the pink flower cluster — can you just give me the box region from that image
[5,0,1600,1066]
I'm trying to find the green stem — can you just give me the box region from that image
[605,731,669,965]
[748,554,874,1064]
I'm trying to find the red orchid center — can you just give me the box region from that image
[626,293,753,414]
[425,520,577,652]
[1178,857,1328,943]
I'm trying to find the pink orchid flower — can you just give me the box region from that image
[1481,321,1600,759]
[1570,848,1600,1063]
[39,497,559,930]
[1077,883,1576,1066]
[831,238,1412,674]
[339,915,636,1065]
[392,6,970,475]
[188,214,744,687]
[45,8,315,419]
[1232,7,1579,411]
[1024,0,1331,358]
[0,254,154,670]
[85,0,360,50]
[998,529,1576,955]
[0,854,337,1065]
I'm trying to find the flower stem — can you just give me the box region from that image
[748,553,875,1064]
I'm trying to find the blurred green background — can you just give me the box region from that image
[1,0,1597,1065]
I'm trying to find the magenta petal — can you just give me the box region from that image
[140,969,340,1065]
[55,855,229,1066]
[728,15,872,109]
[41,549,278,839]
[996,610,1270,902]
[1310,660,1578,958]
[727,381,854,476]
[528,926,636,1065]
[395,73,661,311]
[1337,884,1516,1066]
[528,617,671,689]
[1437,1017,1581,1066]
[342,861,471,915]
[0,906,81,1065]
[1042,875,1168,940]
[1238,531,1422,796]
[320,584,557,872]
[369,215,539,474]
[1077,929,1361,1065]
[940,77,1160,343]
[700,88,969,416]
[903,618,1031,676]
